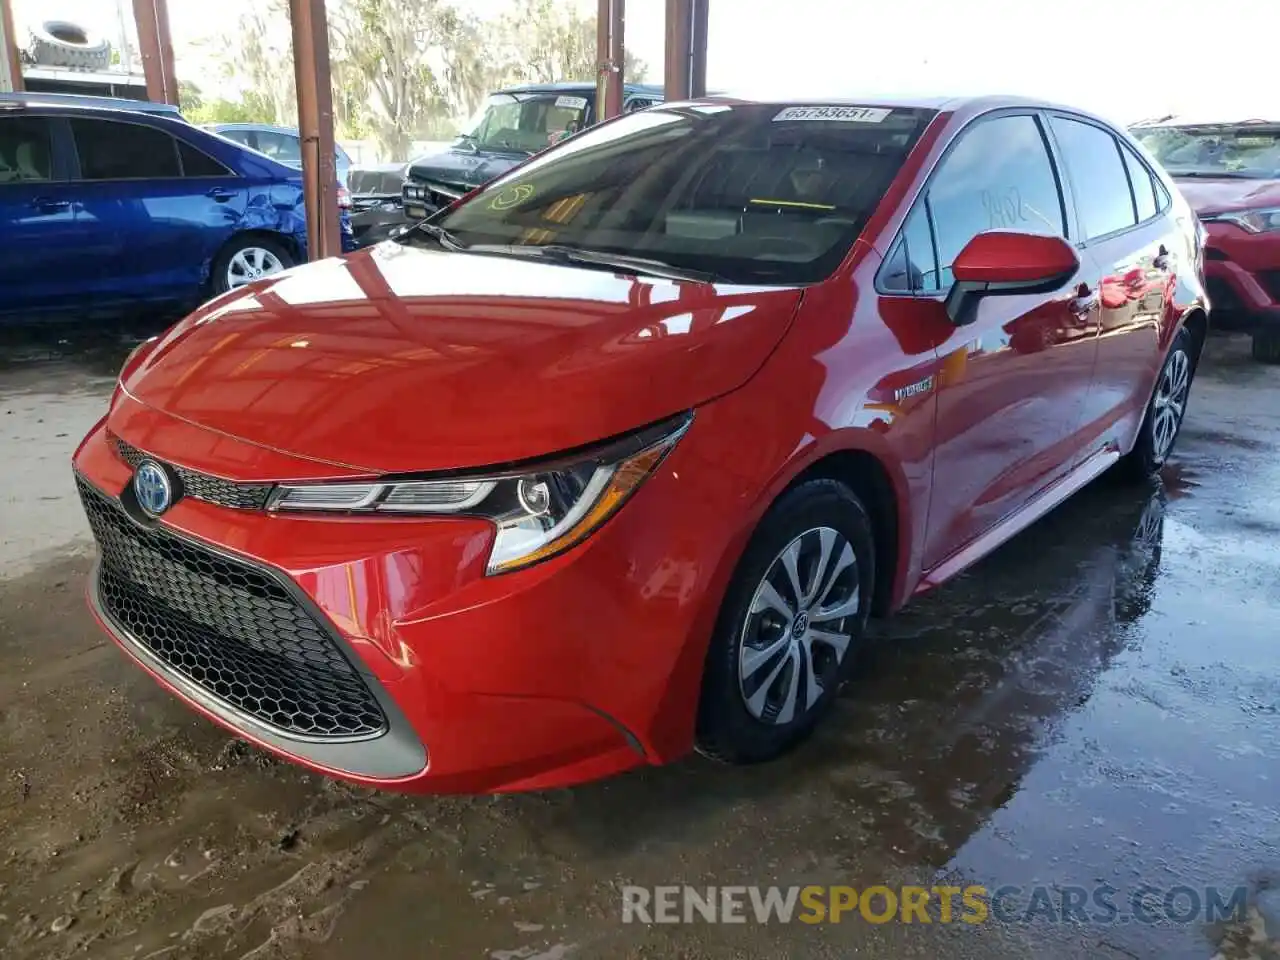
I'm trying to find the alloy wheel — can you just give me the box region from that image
[1151,348,1190,462]
[738,526,860,725]
[226,247,285,289]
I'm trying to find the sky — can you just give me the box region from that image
[14,0,1278,126]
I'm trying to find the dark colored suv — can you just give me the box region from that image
[401,81,664,220]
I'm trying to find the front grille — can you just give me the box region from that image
[79,477,387,741]
[111,434,273,510]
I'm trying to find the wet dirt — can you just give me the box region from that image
[0,326,1277,959]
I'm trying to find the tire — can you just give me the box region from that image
[1252,328,1280,364]
[1120,326,1195,479]
[695,479,875,765]
[29,21,111,71]
[210,236,295,295]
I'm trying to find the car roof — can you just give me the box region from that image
[691,92,1092,112]
[493,81,664,97]
[209,122,301,134]
[0,91,183,115]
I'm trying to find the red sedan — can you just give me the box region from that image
[73,95,1208,793]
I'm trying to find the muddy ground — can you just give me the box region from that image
[1,325,1277,960]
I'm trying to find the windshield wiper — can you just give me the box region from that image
[412,221,467,250]
[515,244,720,283]
[1172,170,1259,179]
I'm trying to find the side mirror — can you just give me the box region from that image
[944,231,1079,326]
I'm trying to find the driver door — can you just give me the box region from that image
[884,112,1102,572]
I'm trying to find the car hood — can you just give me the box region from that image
[405,148,526,191]
[120,243,804,475]
[1174,176,1280,215]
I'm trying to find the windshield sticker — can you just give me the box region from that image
[489,183,536,211]
[773,105,891,123]
[555,95,588,110]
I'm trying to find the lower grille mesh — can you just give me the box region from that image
[79,477,387,740]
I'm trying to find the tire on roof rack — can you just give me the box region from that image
[29,20,112,71]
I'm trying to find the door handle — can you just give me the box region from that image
[206,187,235,202]
[30,197,70,211]
[1153,245,1171,271]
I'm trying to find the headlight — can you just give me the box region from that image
[268,413,692,574]
[1202,207,1280,233]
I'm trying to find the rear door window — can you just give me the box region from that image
[253,131,302,165]
[177,140,233,177]
[1049,116,1137,240]
[925,114,1067,289]
[1119,142,1158,222]
[0,116,56,183]
[70,119,181,180]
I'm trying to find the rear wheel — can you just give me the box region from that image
[1252,328,1280,364]
[1121,326,1195,478]
[696,479,875,764]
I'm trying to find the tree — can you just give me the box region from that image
[484,0,648,89]
[329,0,471,161]
[207,0,297,126]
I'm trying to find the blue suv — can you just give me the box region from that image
[0,99,355,321]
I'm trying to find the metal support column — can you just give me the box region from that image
[0,0,22,93]
[132,0,179,105]
[664,0,708,100]
[596,0,625,121]
[289,0,341,261]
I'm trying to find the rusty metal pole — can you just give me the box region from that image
[289,0,341,261]
[0,0,24,92]
[690,0,708,98]
[664,0,708,100]
[596,0,625,121]
[663,0,690,100]
[132,0,179,105]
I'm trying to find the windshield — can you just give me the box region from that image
[458,92,592,154]
[411,102,935,285]
[1133,124,1280,178]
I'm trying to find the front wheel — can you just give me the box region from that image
[211,236,294,295]
[1252,328,1280,364]
[696,479,875,765]
[1121,327,1195,478]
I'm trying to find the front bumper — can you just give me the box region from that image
[73,404,746,793]
[1202,222,1280,329]
[401,178,466,221]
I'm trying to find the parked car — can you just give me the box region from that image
[1132,116,1280,362]
[0,91,183,118]
[205,122,352,186]
[347,162,411,247]
[0,99,355,320]
[73,94,1207,794]
[401,81,664,220]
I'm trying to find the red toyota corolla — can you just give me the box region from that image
[73,95,1207,793]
